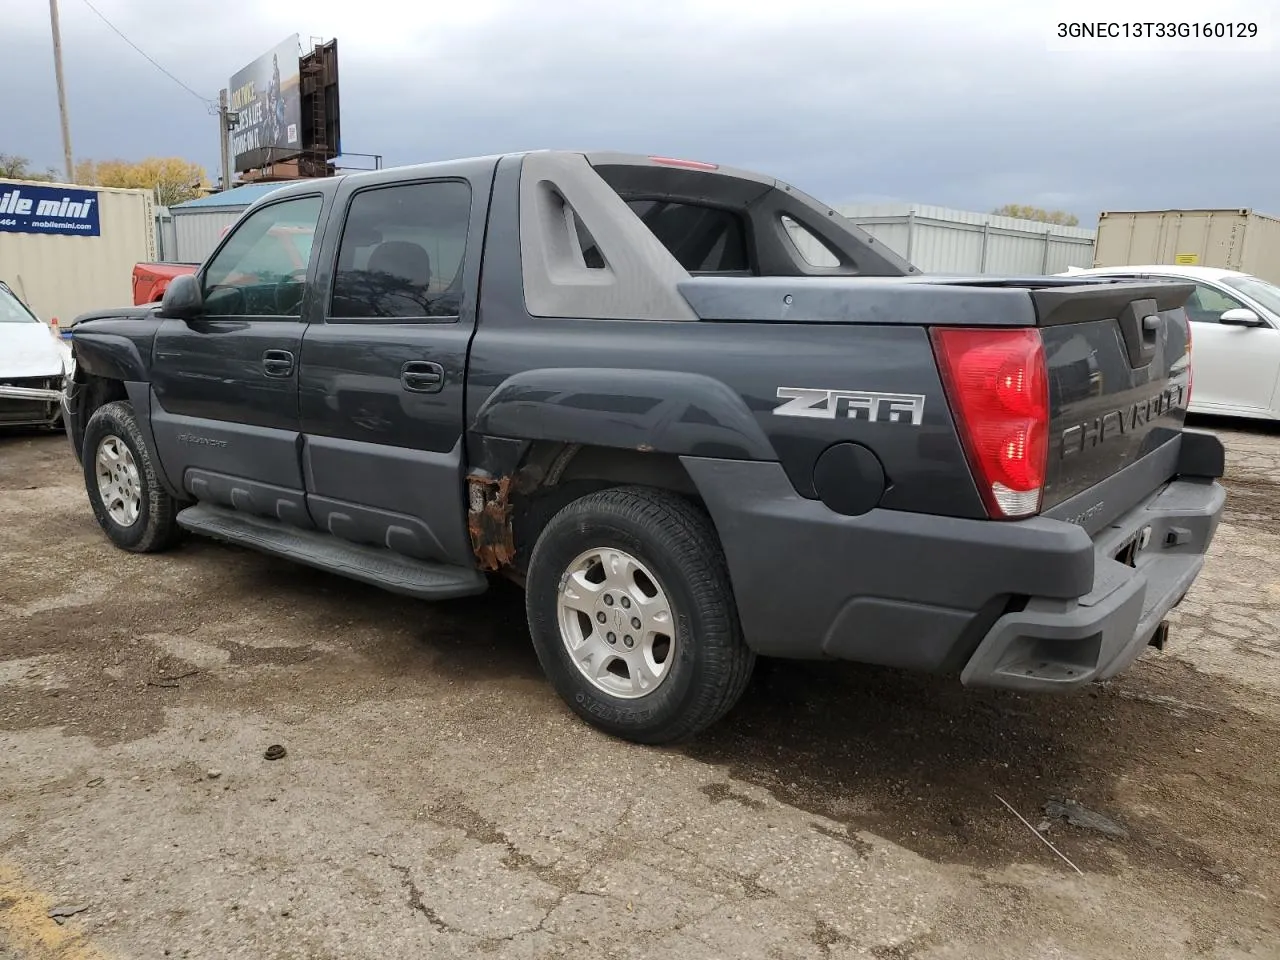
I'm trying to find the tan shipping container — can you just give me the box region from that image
[0,178,155,325]
[1093,208,1280,284]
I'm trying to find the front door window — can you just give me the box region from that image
[202,196,324,318]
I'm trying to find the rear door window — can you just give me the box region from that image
[329,180,473,320]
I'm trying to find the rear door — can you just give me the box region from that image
[150,193,325,525]
[297,175,485,567]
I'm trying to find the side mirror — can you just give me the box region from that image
[160,273,204,321]
[1220,307,1266,327]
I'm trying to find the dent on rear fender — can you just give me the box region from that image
[470,368,777,461]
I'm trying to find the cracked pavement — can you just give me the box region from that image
[2,421,1279,959]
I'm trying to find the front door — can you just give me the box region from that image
[1178,280,1280,414]
[150,193,326,525]
[298,177,482,565]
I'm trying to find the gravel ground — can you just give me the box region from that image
[2,420,1278,960]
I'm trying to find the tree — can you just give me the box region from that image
[0,153,58,182]
[992,204,1080,227]
[75,156,211,206]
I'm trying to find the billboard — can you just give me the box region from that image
[0,182,101,236]
[229,35,302,173]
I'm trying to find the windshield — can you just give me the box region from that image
[1222,275,1280,318]
[0,284,39,323]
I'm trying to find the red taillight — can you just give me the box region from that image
[647,156,719,171]
[931,327,1049,520]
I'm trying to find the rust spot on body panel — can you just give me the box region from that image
[468,473,517,571]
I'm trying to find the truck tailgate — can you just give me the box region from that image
[1029,280,1194,511]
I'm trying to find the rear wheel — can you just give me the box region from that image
[525,486,754,744]
[82,400,180,553]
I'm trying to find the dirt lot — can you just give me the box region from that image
[2,423,1279,960]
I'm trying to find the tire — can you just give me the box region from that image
[525,486,754,744]
[82,399,181,553]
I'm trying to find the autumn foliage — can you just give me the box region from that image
[75,157,211,206]
[991,204,1080,227]
[0,153,59,181]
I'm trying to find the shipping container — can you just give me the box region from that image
[1092,208,1280,284]
[167,181,304,263]
[0,177,154,325]
[786,203,1097,275]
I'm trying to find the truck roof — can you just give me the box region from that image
[247,150,831,210]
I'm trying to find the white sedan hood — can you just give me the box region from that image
[1,324,68,379]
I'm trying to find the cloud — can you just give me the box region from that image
[5,0,1277,224]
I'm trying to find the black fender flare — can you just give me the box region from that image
[72,331,150,383]
[469,367,777,462]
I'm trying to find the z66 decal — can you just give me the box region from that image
[773,387,926,425]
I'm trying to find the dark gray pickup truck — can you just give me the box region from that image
[61,150,1226,743]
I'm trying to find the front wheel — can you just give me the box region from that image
[82,400,181,553]
[525,486,755,744]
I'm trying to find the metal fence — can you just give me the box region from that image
[792,203,1098,276]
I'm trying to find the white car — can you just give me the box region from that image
[0,281,72,429]
[1061,264,1280,421]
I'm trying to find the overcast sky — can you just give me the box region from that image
[4,0,1276,223]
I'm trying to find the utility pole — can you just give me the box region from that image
[48,0,74,182]
[218,89,235,191]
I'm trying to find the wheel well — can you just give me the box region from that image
[79,373,128,420]
[467,442,706,577]
[64,372,128,460]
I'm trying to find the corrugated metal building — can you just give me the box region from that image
[791,203,1097,275]
[168,181,305,263]
[0,178,155,323]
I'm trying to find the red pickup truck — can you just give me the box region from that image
[132,261,199,305]
[132,224,315,305]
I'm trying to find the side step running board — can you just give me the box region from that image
[176,504,489,601]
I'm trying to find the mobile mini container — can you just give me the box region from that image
[0,177,155,324]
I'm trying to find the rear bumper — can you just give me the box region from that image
[959,476,1223,689]
[681,440,1224,690]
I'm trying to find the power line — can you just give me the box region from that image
[76,0,215,109]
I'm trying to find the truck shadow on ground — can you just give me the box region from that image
[683,653,1277,889]
[180,546,1280,889]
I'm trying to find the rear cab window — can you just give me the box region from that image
[588,156,894,279]
[624,200,749,273]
